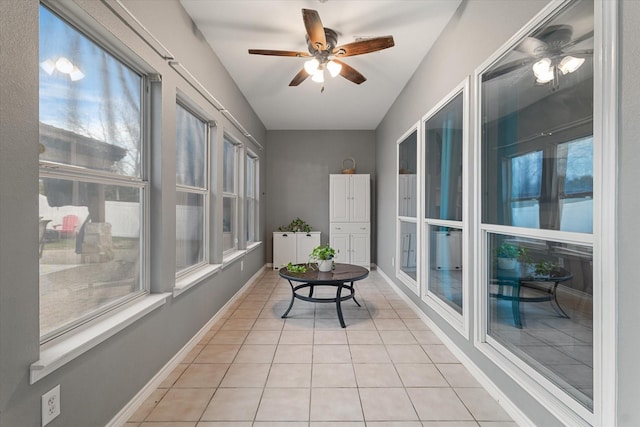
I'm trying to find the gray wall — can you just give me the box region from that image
[265,130,376,263]
[375,1,568,426]
[618,1,640,425]
[0,0,267,426]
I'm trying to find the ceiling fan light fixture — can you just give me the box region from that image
[326,60,342,77]
[532,58,554,83]
[558,55,585,75]
[311,69,325,83]
[40,59,56,75]
[304,58,320,74]
[69,66,85,81]
[55,57,74,74]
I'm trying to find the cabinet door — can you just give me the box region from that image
[330,175,350,222]
[350,175,370,222]
[273,233,296,269]
[330,233,350,264]
[350,233,370,268]
[296,232,320,263]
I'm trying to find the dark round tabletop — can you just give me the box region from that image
[279,263,369,284]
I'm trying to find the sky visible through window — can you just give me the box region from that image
[39,5,141,176]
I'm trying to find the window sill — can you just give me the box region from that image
[222,249,246,268]
[30,293,170,384]
[246,241,262,253]
[174,264,221,297]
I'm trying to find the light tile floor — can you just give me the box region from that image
[125,269,517,427]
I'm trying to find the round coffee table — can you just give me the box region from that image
[279,263,369,328]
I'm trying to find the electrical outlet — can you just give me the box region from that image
[42,385,60,426]
[391,257,395,267]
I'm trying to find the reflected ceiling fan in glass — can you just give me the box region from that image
[483,24,592,90]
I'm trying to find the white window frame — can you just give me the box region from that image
[396,122,421,296]
[175,99,212,279]
[420,78,470,338]
[245,150,259,247]
[472,0,617,425]
[37,3,150,343]
[31,2,174,385]
[222,136,240,255]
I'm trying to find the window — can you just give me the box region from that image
[223,138,239,253]
[38,5,146,341]
[397,128,419,292]
[175,102,208,274]
[424,89,465,317]
[246,152,259,245]
[480,0,594,413]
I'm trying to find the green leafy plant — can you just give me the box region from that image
[285,262,307,273]
[309,244,337,262]
[278,217,312,233]
[496,242,524,259]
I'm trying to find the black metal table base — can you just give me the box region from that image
[281,280,361,328]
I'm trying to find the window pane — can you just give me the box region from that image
[246,198,255,242]
[176,191,204,272]
[223,196,236,252]
[176,104,206,188]
[399,221,417,280]
[510,151,542,228]
[223,140,236,193]
[425,93,463,221]
[398,131,417,217]
[39,6,142,177]
[39,178,142,338]
[481,0,593,233]
[487,232,593,409]
[428,226,462,313]
[559,136,593,233]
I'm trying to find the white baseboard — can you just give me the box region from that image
[107,264,268,427]
[376,267,535,427]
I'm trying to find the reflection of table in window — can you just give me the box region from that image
[279,263,369,328]
[491,264,572,328]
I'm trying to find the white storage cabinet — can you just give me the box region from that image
[329,174,370,269]
[272,231,321,270]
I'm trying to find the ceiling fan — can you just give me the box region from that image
[484,24,593,87]
[248,8,395,88]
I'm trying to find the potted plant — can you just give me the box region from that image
[309,244,337,272]
[495,242,522,270]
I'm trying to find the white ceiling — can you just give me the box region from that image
[180,0,462,130]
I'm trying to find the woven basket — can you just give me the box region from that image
[341,158,356,174]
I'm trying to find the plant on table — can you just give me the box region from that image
[285,262,307,273]
[309,244,337,272]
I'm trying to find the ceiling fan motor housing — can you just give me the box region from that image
[307,28,338,54]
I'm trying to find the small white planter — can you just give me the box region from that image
[497,257,517,270]
[318,259,333,272]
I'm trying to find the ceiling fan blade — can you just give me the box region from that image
[289,68,310,86]
[516,37,549,57]
[482,58,533,82]
[564,30,594,49]
[302,9,326,51]
[248,49,311,57]
[334,60,366,85]
[333,36,394,57]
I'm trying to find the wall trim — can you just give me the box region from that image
[106,264,268,427]
[376,267,535,427]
